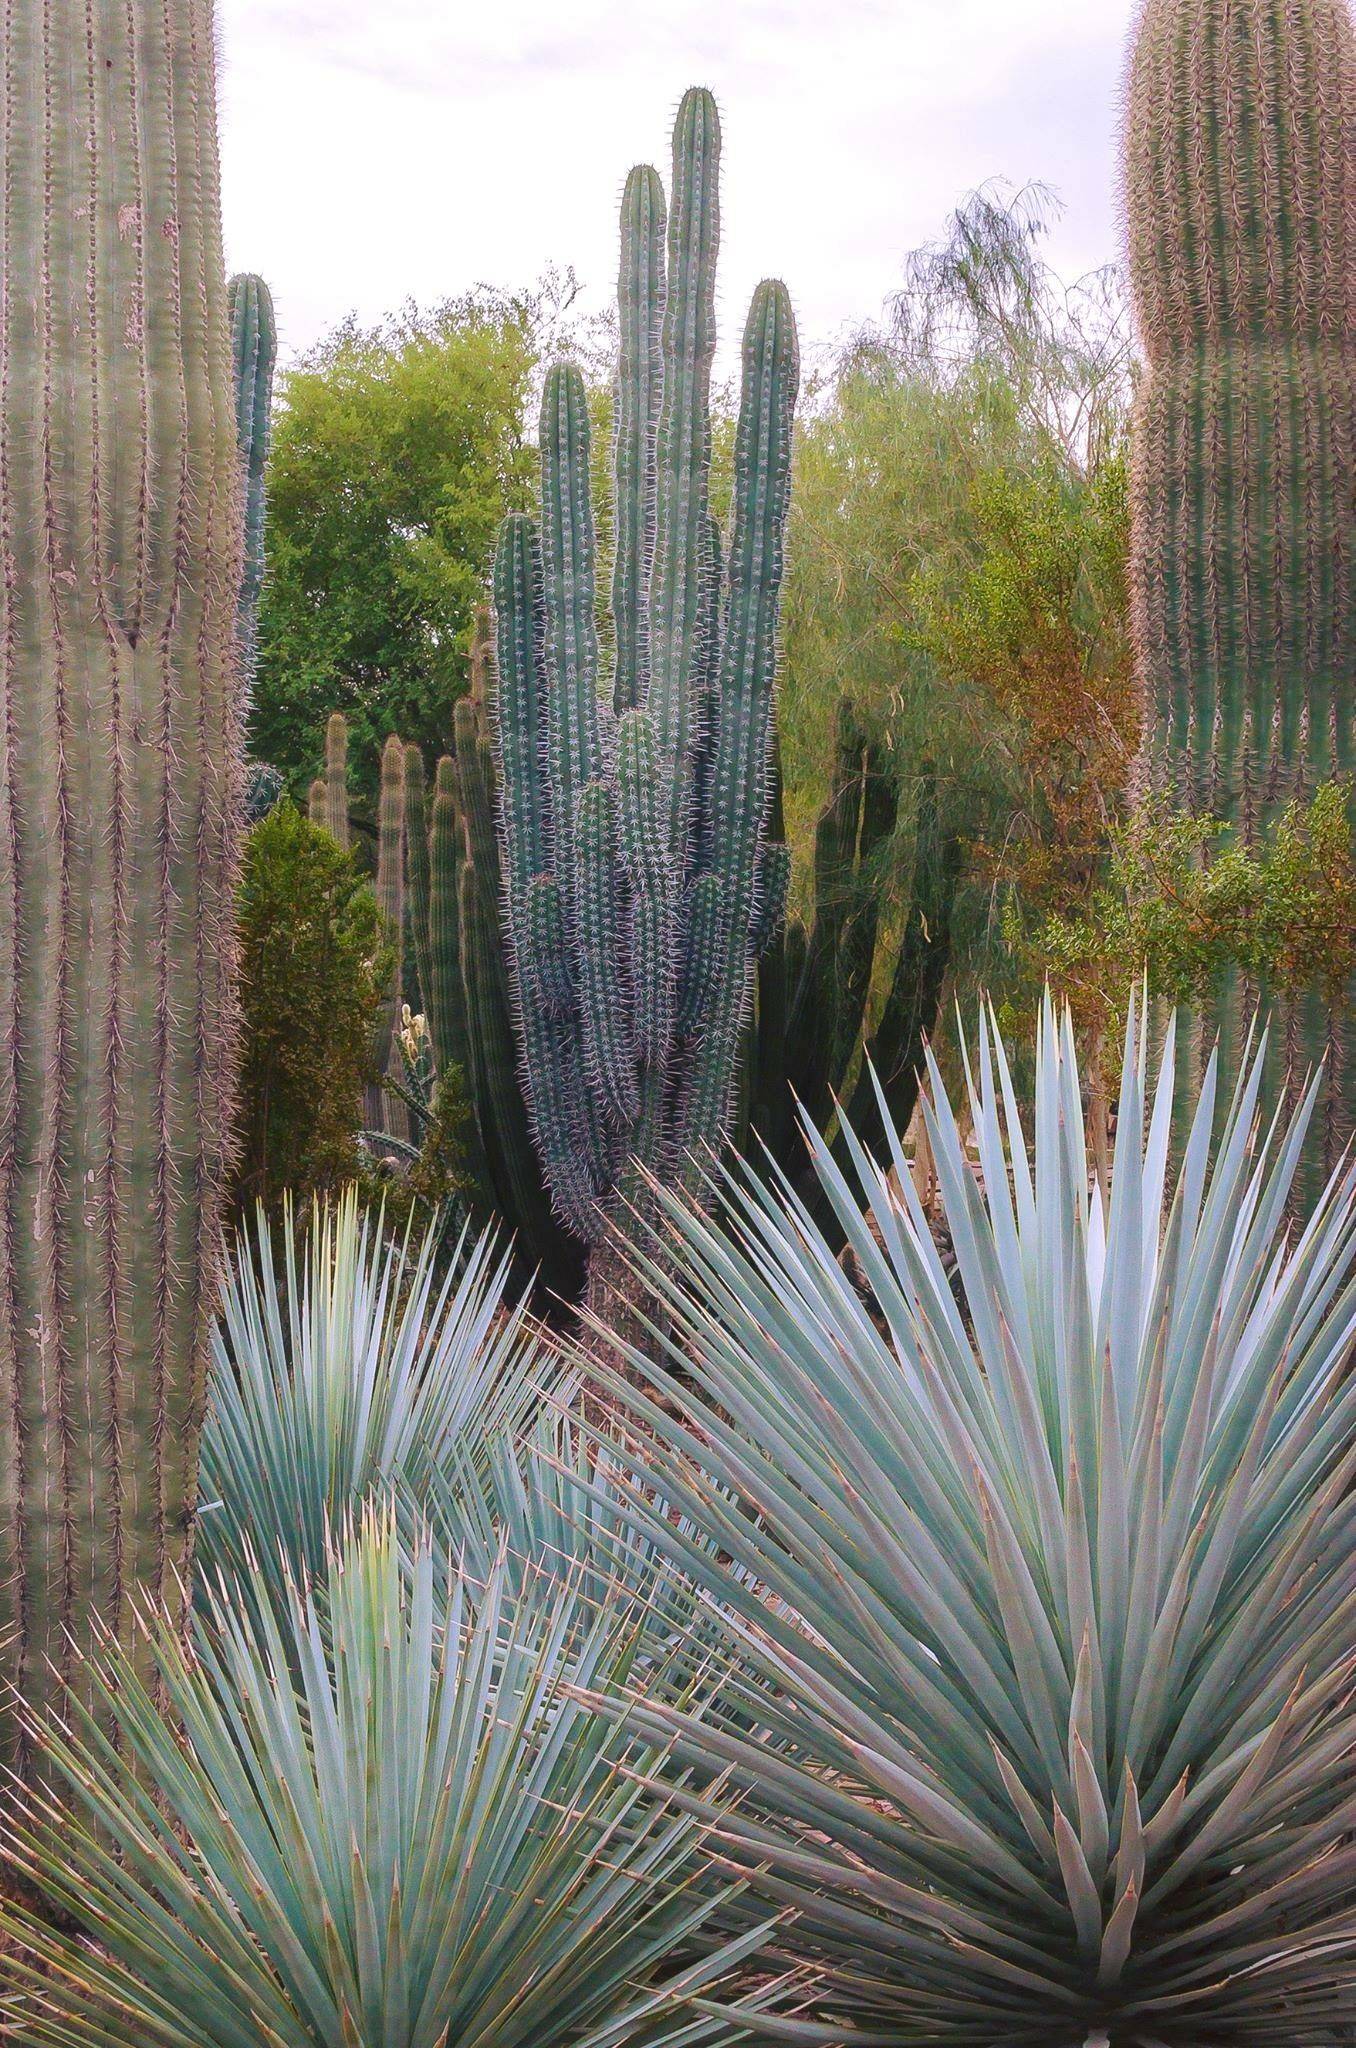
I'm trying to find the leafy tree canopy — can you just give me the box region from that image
[249,286,553,803]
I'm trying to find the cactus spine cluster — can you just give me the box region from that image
[493,89,799,1259]
[1125,0,1356,1168]
[0,0,243,1763]
[227,273,276,699]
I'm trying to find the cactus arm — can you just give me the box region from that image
[750,839,791,958]
[573,782,638,1124]
[425,758,469,1082]
[539,364,606,919]
[370,736,407,1124]
[308,776,328,827]
[227,273,276,698]
[403,743,433,1025]
[616,708,673,1064]
[492,513,551,908]
[323,712,350,848]
[647,87,721,866]
[679,279,799,1154]
[521,876,576,1015]
[612,165,667,719]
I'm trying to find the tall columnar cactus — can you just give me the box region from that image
[1125,0,1356,1170]
[0,0,242,1765]
[227,273,276,700]
[386,620,582,1299]
[322,711,350,848]
[493,90,799,1283]
[369,735,406,1134]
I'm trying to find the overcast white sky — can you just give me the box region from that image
[216,0,1141,375]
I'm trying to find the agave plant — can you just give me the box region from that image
[586,998,1356,2046]
[1,1513,787,2048]
[198,1192,557,1610]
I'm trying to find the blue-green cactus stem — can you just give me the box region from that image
[648,87,720,868]
[750,840,791,957]
[522,876,575,1018]
[540,365,605,909]
[227,273,276,695]
[612,165,667,718]
[680,278,799,1149]
[573,782,638,1124]
[616,708,672,1063]
[493,513,551,910]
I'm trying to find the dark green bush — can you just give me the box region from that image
[233,801,392,1213]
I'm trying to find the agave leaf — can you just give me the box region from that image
[588,998,1356,2042]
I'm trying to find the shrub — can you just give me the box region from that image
[234,801,392,1212]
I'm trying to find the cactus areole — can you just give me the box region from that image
[0,0,244,1768]
[492,89,799,1279]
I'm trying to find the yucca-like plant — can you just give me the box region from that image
[198,1192,552,1611]
[587,998,1356,2045]
[1,1514,784,2048]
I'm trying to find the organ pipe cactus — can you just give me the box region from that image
[227,272,276,699]
[400,623,580,1296]
[493,89,799,1291]
[0,0,243,1767]
[1125,0,1356,1173]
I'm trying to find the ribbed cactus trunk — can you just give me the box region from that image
[0,0,242,1766]
[493,90,798,1326]
[227,273,275,699]
[1125,0,1356,1178]
[370,734,406,1135]
[323,711,350,848]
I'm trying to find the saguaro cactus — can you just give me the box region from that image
[1125,0,1356,1170]
[0,0,243,1762]
[228,273,276,699]
[493,90,798,1300]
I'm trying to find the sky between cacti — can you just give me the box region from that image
[217,0,1138,375]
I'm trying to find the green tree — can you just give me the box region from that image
[781,185,1134,1012]
[249,290,540,801]
[234,803,393,1213]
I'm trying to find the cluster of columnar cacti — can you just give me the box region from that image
[747,714,962,1186]
[396,617,580,1293]
[0,0,242,1768]
[1125,0,1356,1171]
[493,90,799,1260]
[227,274,276,702]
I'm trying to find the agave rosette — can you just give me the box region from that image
[197,1192,556,1607]
[1,1512,790,2048]
[585,998,1356,2045]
